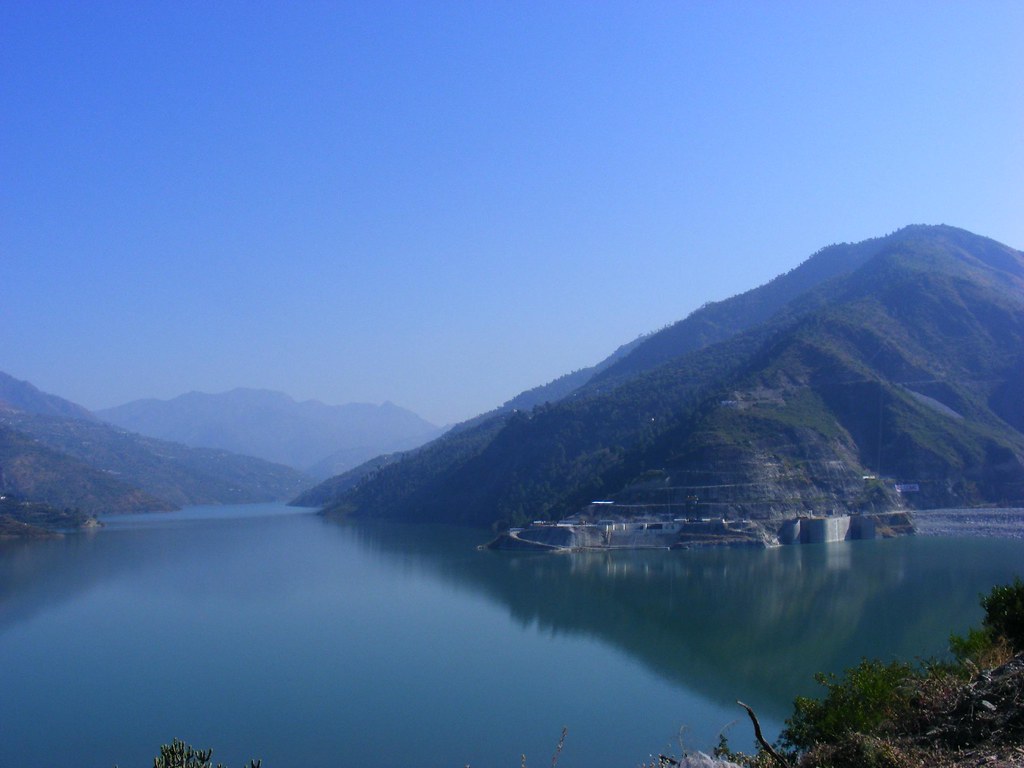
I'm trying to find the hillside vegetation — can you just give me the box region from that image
[298,226,1024,528]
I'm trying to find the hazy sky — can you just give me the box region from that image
[3,2,1022,425]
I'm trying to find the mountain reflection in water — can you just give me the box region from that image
[344,521,1019,714]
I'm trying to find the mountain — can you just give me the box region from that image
[0,377,312,534]
[0,371,97,422]
[1,410,311,510]
[0,376,171,533]
[299,225,1024,529]
[292,336,648,506]
[0,421,170,528]
[96,389,442,479]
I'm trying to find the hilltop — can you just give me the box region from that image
[297,225,1024,529]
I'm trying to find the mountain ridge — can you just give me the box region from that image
[0,371,97,422]
[300,225,1024,528]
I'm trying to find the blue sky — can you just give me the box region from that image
[3,1,1022,425]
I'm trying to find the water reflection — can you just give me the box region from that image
[342,522,1023,718]
[0,504,322,635]
[0,533,141,633]
[2,511,1022,734]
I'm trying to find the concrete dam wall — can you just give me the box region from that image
[777,515,876,545]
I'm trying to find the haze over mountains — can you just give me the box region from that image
[297,225,1024,529]
[0,373,310,534]
[97,389,442,479]
[0,373,444,536]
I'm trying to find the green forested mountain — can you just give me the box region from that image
[0,422,170,518]
[299,225,1024,528]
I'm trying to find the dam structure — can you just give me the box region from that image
[488,508,906,552]
[777,514,877,545]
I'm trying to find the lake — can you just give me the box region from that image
[1,503,1022,768]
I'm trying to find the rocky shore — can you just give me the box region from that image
[914,508,1024,539]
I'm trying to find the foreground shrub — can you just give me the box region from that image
[950,576,1024,668]
[980,576,1024,652]
[778,658,919,754]
[151,739,260,768]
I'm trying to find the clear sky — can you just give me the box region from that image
[3,1,1022,425]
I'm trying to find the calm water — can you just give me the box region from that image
[1,504,1022,768]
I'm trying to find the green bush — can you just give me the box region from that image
[949,576,1024,666]
[778,659,919,754]
[949,625,997,666]
[980,576,1024,651]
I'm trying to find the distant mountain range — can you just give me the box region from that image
[96,389,442,479]
[296,225,1024,529]
[0,374,311,536]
